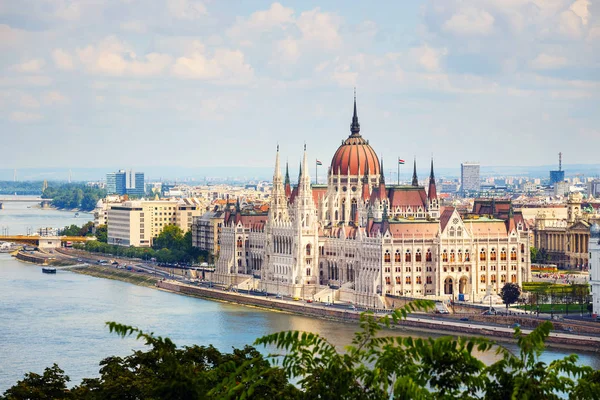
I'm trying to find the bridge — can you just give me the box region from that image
[0,235,93,248]
[0,197,49,202]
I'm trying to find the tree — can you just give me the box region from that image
[500,283,521,312]
[153,225,185,252]
[1,364,71,400]
[2,306,599,399]
[95,225,107,243]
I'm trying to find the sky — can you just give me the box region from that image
[1,0,599,173]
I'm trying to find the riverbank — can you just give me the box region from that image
[67,265,159,287]
[64,264,600,352]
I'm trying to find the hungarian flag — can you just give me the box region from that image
[398,158,405,164]
[316,160,323,165]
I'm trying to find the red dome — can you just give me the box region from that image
[331,135,380,176]
[331,96,380,176]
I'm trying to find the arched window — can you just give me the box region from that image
[237,237,243,248]
[306,268,311,276]
[510,248,517,261]
[415,249,422,262]
[442,250,448,262]
[405,250,411,262]
[491,275,497,283]
[521,244,525,254]
[395,276,401,284]
[457,228,462,237]
[479,248,486,261]
[395,250,401,263]
[384,250,391,263]
[480,274,486,283]
[450,250,455,263]
[426,249,432,262]
[490,248,497,261]
[457,249,463,262]
[385,276,391,285]
[405,276,412,284]
[500,248,507,261]
[416,276,422,284]
[426,276,432,284]
[449,227,455,237]
[306,244,312,256]
[465,249,470,262]
[511,274,517,283]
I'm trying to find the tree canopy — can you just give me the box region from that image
[2,301,598,400]
[42,184,105,212]
[499,283,521,311]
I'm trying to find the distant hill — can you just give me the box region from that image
[2,164,599,182]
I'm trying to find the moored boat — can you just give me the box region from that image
[42,267,57,274]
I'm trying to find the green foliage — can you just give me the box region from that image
[530,247,551,264]
[43,184,105,212]
[499,283,521,310]
[60,221,94,237]
[0,364,71,400]
[0,181,46,196]
[2,302,598,400]
[95,224,107,243]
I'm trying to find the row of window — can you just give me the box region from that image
[480,274,518,284]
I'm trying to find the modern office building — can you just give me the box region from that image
[106,169,144,196]
[106,170,126,195]
[549,152,565,185]
[106,198,204,247]
[461,162,480,195]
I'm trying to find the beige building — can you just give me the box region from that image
[191,209,225,257]
[107,199,204,247]
[532,193,591,268]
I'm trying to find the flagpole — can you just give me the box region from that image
[315,159,318,185]
[397,157,400,186]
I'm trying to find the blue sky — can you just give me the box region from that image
[1,0,598,172]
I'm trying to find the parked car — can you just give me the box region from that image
[275,293,283,299]
[511,323,521,329]
[306,299,313,303]
[460,317,470,321]
[293,297,300,301]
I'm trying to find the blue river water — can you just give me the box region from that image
[0,201,599,391]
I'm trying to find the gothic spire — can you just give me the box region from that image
[411,158,419,186]
[298,161,302,184]
[285,161,290,185]
[428,157,437,201]
[380,157,385,184]
[350,88,360,136]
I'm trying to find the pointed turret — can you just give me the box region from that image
[428,158,437,200]
[350,89,360,136]
[411,158,419,186]
[284,161,292,199]
[379,157,385,184]
[361,169,370,201]
[270,145,289,222]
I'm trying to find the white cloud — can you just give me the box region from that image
[569,0,590,25]
[443,7,495,36]
[274,37,300,63]
[296,8,341,49]
[558,9,585,38]
[10,111,42,122]
[76,36,172,76]
[0,24,29,49]
[43,90,69,105]
[167,0,207,20]
[52,49,74,70]
[172,48,254,84]
[227,2,294,39]
[11,59,45,73]
[409,44,448,72]
[529,53,569,69]
[331,64,357,87]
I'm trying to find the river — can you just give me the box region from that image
[0,201,599,391]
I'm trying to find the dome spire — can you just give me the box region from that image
[350,88,360,136]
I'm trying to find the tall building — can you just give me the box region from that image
[213,96,530,307]
[590,223,600,315]
[549,152,565,185]
[461,162,480,195]
[106,169,144,196]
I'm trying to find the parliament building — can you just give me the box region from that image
[214,97,531,307]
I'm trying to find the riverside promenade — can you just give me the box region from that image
[156,280,600,351]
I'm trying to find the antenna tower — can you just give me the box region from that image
[558,152,562,171]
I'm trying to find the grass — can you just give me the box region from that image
[516,303,589,314]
